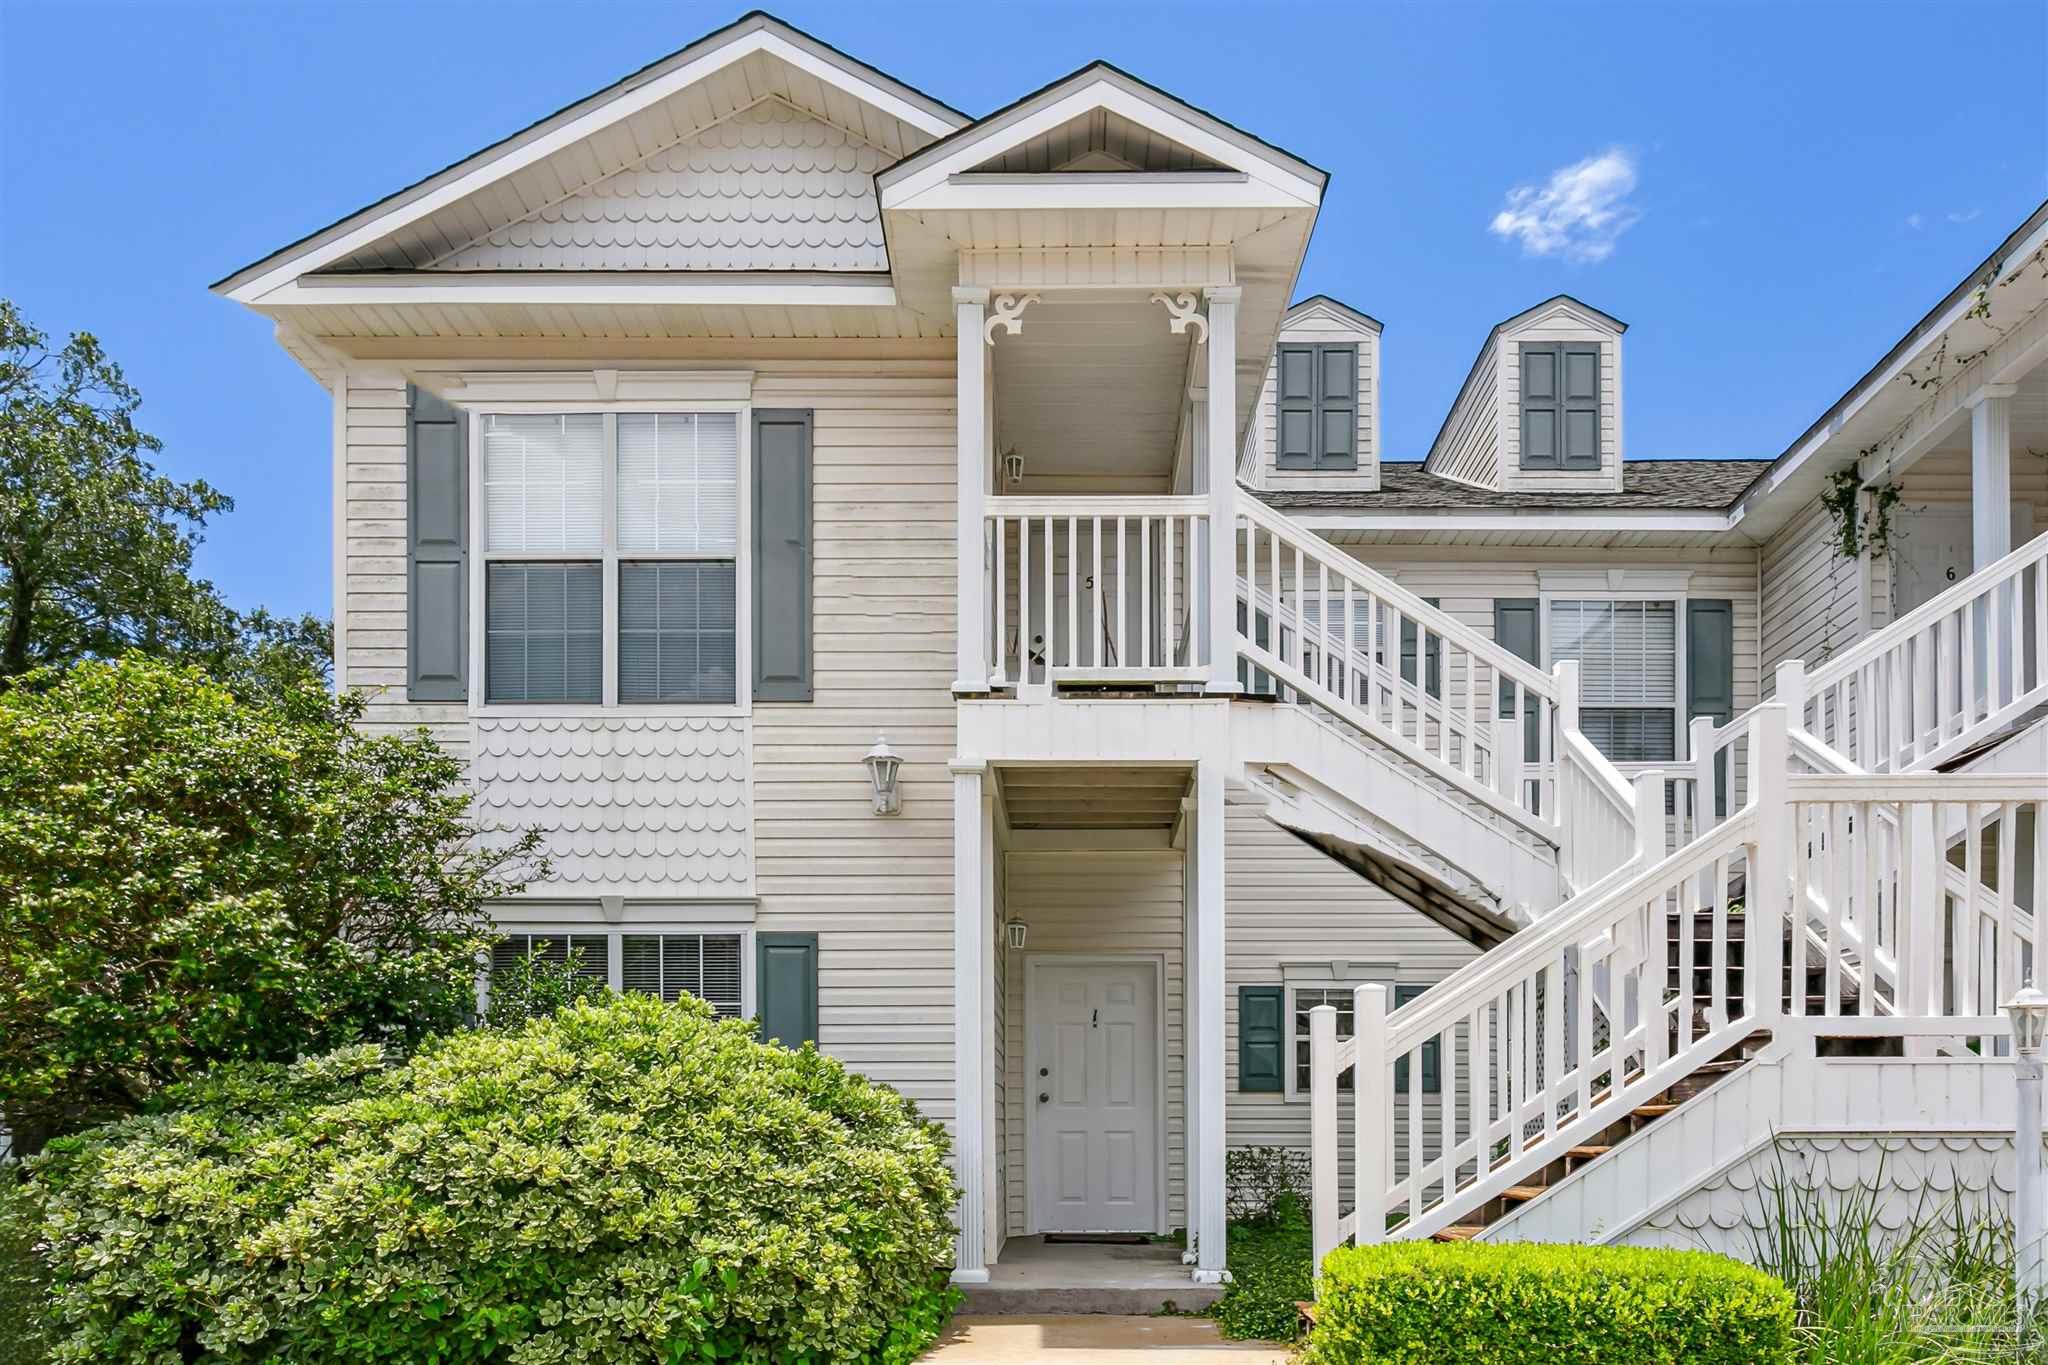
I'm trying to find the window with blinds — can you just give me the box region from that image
[621,932,744,1016]
[1549,599,1679,761]
[490,933,611,983]
[481,411,740,707]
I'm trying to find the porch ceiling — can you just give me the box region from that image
[1917,358,2048,469]
[994,293,1195,489]
[997,763,1193,831]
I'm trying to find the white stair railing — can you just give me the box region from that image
[1789,529,2048,773]
[1308,698,2047,1264]
[1233,498,1637,890]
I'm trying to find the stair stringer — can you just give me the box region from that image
[1231,702,1562,947]
[1478,1032,2017,1250]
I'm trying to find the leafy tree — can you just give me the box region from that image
[479,942,608,1030]
[0,655,545,1154]
[0,299,328,689]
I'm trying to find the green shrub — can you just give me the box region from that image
[479,940,609,1030]
[1209,1193,1313,1341]
[0,1171,50,1365]
[1307,1241,1794,1364]
[18,994,960,1364]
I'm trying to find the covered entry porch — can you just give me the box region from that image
[951,740,1233,1286]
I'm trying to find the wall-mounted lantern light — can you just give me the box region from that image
[1005,918,1029,951]
[862,734,902,815]
[1002,447,1026,486]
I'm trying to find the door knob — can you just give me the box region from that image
[1038,1092,1050,1104]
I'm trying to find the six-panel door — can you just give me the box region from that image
[1026,960,1161,1234]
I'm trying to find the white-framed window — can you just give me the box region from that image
[476,410,743,709]
[1548,598,1680,763]
[1283,979,1436,1099]
[487,926,749,1018]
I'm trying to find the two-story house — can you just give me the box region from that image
[214,11,2048,1300]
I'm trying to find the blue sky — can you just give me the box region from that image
[2,0,2043,622]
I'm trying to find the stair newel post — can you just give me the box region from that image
[1551,660,1582,868]
[1353,983,1390,1247]
[1309,1003,1341,1285]
[1746,704,1789,1025]
[1495,714,1524,810]
[1634,774,1668,1070]
[1688,716,1717,837]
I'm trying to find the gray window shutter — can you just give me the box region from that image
[756,932,818,1047]
[407,385,467,700]
[1520,346,1559,470]
[1275,346,1316,468]
[1316,344,1357,469]
[1687,600,1735,817]
[1561,345,1601,470]
[1238,985,1284,1092]
[1493,598,1542,762]
[1391,984,1440,1092]
[752,409,813,702]
[1399,597,1442,698]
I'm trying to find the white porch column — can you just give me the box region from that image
[1204,287,1241,694]
[954,287,991,693]
[1179,792,1202,1260]
[1970,384,2015,570]
[1192,759,1229,1279]
[950,758,990,1283]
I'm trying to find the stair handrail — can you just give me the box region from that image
[1805,528,2047,691]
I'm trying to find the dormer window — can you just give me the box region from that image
[1519,343,1601,470]
[1275,343,1357,470]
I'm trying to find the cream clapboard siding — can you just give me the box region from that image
[1223,806,1479,1182]
[752,362,959,1119]
[1759,500,1887,694]
[1250,307,1379,494]
[1426,335,1501,489]
[1002,849,1188,1237]
[338,371,469,752]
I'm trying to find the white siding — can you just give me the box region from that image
[1759,500,1882,689]
[1427,335,1501,490]
[752,363,959,1117]
[1002,849,1188,1237]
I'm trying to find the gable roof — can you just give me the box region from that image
[1424,293,1627,468]
[877,60,1326,207]
[212,11,966,299]
[1287,294,1383,334]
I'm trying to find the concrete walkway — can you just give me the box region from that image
[920,1316,1291,1362]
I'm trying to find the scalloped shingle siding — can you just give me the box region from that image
[471,717,750,888]
[436,100,889,272]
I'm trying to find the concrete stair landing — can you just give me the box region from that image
[961,1237,1221,1316]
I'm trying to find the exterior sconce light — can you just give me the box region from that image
[862,734,902,815]
[2005,982,2048,1328]
[1005,918,1029,951]
[1002,447,1025,486]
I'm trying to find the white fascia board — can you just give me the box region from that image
[260,275,900,308]
[881,78,1323,209]
[226,28,958,305]
[1287,510,1734,535]
[909,176,1296,213]
[1727,211,2048,531]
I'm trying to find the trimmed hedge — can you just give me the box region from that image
[18,994,960,1364]
[1306,1241,1794,1364]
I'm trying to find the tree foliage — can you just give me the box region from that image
[479,942,609,1031]
[19,995,960,1364]
[0,299,327,690]
[0,655,545,1151]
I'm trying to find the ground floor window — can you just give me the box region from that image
[1549,598,1679,763]
[1289,982,1437,1096]
[488,927,747,1018]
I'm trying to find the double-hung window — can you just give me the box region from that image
[1288,983,1437,1096]
[490,928,746,1017]
[482,412,738,705]
[1549,599,1679,762]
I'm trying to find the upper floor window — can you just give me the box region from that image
[481,412,738,705]
[1520,344,1601,471]
[1275,343,1357,470]
[1550,599,1677,762]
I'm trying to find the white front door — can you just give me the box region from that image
[1026,959,1161,1234]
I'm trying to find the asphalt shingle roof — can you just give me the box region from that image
[1256,460,1772,512]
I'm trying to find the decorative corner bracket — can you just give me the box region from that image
[984,293,1039,345]
[1150,291,1209,344]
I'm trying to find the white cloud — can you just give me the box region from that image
[1904,212,1926,231]
[1948,208,1982,224]
[1488,149,1641,264]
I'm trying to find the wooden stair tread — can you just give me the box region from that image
[1565,1145,1611,1160]
[1432,1225,1484,1241]
[1632,1103,1677,1118]
[1501,1185,1548,1203]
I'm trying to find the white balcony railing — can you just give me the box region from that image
[984,496,1210,687]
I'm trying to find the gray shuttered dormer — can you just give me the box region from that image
[1275,343,1358,470]
[1519,343,1601,471]
[407,385,468,701]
